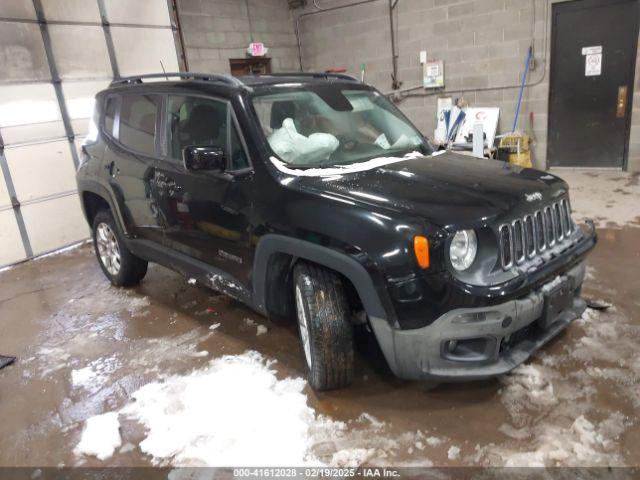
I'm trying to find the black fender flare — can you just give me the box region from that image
[77,179,130,237]
[252,234,387,321]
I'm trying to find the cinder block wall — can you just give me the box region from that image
[176,0,299,73]
[295,0,640,172]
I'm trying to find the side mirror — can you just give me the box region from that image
[183,145,226,172]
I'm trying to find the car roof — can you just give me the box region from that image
[106,72,362,91]
[238,72,361,87]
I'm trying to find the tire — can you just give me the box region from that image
[92,209,148,287]
[293,261,354,390]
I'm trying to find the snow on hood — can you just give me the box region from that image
[269,151,437,177]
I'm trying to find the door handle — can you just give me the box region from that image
[104,161,119,176]
[617,86,628,118]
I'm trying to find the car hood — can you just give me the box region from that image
[290,151,569,228]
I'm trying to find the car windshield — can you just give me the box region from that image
[252,86,432,167]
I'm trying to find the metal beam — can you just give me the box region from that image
[0,131,33,258]
[96,0,120,79]
[167,0,188,71]
[32,0,80,169]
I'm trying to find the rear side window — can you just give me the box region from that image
[103,97,117,136]
[119,94,159,155]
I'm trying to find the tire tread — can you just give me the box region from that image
[293,261,353,390]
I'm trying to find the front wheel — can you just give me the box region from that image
[92,210,148,287]
[293,262,354,390]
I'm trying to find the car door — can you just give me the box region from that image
[153,93,254,289]
[102,92,164,243]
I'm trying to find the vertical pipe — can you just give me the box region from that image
[388,0,400,90]
[512,46,533,133]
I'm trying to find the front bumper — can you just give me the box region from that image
[369,262,587,381]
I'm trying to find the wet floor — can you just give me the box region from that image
[0,225,639,468]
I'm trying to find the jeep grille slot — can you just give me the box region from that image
[499,225,512,269]
[562,198,572,235]
[500,199,574,270]
[535,210,546,252]
[524,215,535,258]
[544,206,555,247]
[512,219,525,263]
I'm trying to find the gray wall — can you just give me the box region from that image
[177,0,299,73]
[294,0,640,172]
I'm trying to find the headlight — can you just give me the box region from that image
[450,229,477,271]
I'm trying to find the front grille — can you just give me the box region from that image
[499,199,574,270]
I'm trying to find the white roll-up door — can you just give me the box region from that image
[0,0,184,267]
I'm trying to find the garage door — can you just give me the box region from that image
[0,0,183,268]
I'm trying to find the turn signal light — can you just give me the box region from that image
[414,235,430,269]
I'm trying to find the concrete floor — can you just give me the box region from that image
[0,170,639,468]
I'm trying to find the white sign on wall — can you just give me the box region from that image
[582,45,602,76]
[585,53,602,76]
[581,45,602,55]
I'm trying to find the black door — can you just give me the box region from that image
[548,0,639,168]
[104,93,164,243]
[153,94,254,289]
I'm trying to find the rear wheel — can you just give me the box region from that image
[293,262,354,390]
[92,210,147,286]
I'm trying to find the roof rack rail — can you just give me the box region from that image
[260,72,360,83]
[109,72,245,88]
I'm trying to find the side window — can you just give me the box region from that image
[103,97,117,136]
[166,95,228,161]
[119,94,159,155]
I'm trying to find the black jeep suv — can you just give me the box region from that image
[77,72,596,390]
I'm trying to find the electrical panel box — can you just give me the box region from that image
[423,60,444,89]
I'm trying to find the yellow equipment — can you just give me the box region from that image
[498,133,532,168]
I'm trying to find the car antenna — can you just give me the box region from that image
[160,60,168,80]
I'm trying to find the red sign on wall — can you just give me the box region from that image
[248,42,266,57]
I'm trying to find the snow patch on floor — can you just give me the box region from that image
[71,356,120,393]
[330,448,377,468]
[479,305,639,466]
[74,350,435,467]
[487,413,628,467]
[447,445,460,460]
[74,412,122,461]
[256,324,268,336]
[119,351,325,466]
